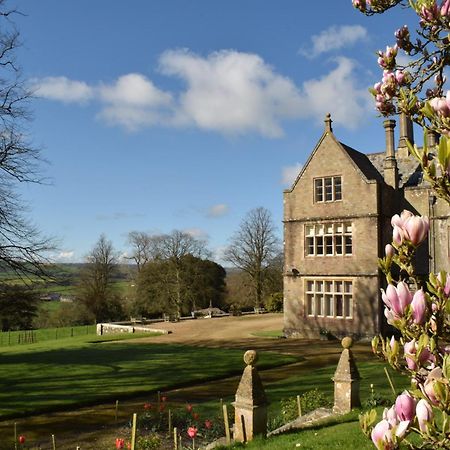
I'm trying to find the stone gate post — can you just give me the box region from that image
[332,336,361,414]
[233,350,268,442]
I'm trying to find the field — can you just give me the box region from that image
[0,314,408,449]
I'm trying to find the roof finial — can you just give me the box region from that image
[324,113,333,133]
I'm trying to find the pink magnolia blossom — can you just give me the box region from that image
[442,0,450,16]
[416,399,433,432]
[395,391,416,421]
[382,282,412,316]
[403,215,429,246]
[371,420,393,450]
[411,289,427,324]
[422,367,444,406]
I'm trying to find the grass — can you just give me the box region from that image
[0,335,297,419]
[222,415,373,449]
[0,324,97,347]
[251,330,284,338]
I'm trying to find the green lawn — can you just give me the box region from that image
[0,335,297,419]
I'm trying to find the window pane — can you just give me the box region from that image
[335,236,343,255]
[316,295,323,316]
[335,281,343,292]
[325,281,333,292]
[334,177,342,200]
[336,295,343,317]
[326,224,333,234]
[314,179,323,202]
[307,294,314,315]
[345,224,352,233]
[306,280,314,291]
[306,237,314,255]
[325,236,333,255]
[325,177,333,201]
[316,236,324,255]
[345,236,352,254]
[344,281,352,293]
[316,281,323,292]
[344,296,352,318]
[325,294,333,316]
[306,225,314,236]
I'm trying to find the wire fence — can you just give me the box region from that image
[0,324,97,346]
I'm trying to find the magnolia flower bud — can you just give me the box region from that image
[411,289,426,324]
[385,244,395,258]
[395,391,416,421]
[416,399,433,432]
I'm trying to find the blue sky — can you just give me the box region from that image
[14,0,416,264]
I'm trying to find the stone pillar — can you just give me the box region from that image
[233,350,268,442]
[332,337,361,414]
[397,112,414,158]
[383,119,398,189]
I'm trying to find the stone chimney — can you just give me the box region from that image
[397,112,414,158]
[383,119,398,189]
[427,129,439,148]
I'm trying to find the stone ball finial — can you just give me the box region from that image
[324,113,333,132]
[341,336,353,349]
[244,350,258,366]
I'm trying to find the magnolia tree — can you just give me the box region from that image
[352,1,450,449]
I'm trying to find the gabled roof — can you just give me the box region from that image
[285,129,380,193]
[285,113,425,192]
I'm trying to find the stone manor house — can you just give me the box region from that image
[283,113,450,339]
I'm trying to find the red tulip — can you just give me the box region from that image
[159,403,166,412]
[186,403,193,412]
[144,402,152,410]
[18,435,26,445]
[115,438,125,449]
[187,426,198,438]
[205,419,213,429]
[192,412,199,420]
[161,395,167,402]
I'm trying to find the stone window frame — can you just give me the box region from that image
[305,278,353,319]
[313,176,342,203]
[305,222,352,257]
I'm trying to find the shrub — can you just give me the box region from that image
[136,435,161,450]
[264,292,283,312]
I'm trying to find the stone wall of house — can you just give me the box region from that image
[284,274,380,339]
[283,131,382,339]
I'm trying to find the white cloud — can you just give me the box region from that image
[207,203,229,218]
[98,73,173,130]
[301,57,371,130]
[300,25,368,59]
[33,76,93,103]
[282,163,303,186]
[51,250,75,262]
[35,50,371,134]
[159,49,303,137]
[183,227,209,239]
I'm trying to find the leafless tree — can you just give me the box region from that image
[225,207,280,308]
[127,231,160,272]
[79,234,123,322]
[0,1,53,279]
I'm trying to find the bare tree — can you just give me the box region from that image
[127,231,160,272]
[225,207,280,308]
[78,234,123,322]
[0,1,53,278]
